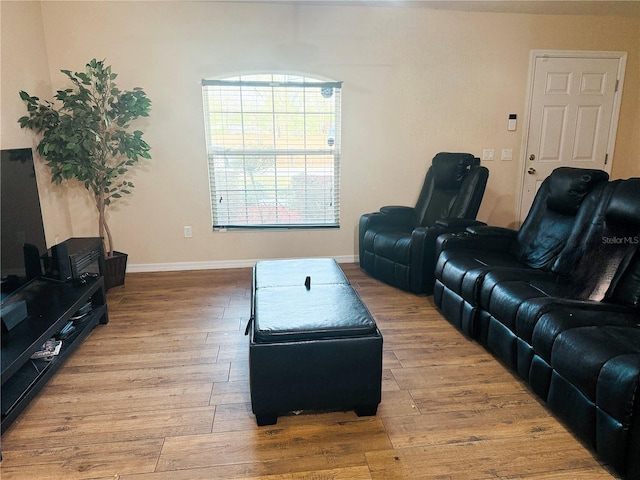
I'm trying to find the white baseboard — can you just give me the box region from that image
[127,255,359,273]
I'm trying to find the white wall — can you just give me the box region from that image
[0,1,74,247]
[2,1,639,269]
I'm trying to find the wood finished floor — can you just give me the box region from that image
[0,264,618,479]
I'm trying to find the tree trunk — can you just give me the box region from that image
[96,190,113,257]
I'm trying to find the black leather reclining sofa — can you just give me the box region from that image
[433,167,640,479]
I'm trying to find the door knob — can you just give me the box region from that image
[528,167,536,175]
[529,154,535,161]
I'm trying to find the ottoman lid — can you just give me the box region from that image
[254,284,377,343]
[254,258,349,289]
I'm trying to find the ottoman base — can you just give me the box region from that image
[249,327,383,425]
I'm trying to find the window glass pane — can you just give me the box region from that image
[305,113,334,149]
[243,113,274,149]
[274,113,305,149]
[273,87,304,114]
[242,86,273,113]
[203,75,341,228]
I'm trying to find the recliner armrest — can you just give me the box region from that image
[379,205,415,219]
[359,208,414,232]
[362,205,415,228]
[465,225,517,237]
[435,218,486,230]
[436,226,518,254]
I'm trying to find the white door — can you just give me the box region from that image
[518,52,625,222]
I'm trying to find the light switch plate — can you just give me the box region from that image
[482,149,494,161]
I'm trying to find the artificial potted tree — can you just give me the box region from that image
[18,58,151,290]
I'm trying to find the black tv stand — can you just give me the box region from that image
[1,276,108,433]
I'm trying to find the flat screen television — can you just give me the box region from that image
[1,148,48,294]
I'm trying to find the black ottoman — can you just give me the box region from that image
[248,258,383,426]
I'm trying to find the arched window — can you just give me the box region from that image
[202,73,342,229]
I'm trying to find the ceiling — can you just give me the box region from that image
[210,0,640,16]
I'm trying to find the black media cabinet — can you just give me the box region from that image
[1,276,108,433]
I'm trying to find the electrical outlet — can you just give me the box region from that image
[482,149,494,161]
[184,226,192,238]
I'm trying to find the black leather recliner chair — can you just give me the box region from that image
[359,152,489,294]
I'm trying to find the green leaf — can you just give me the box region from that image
[18,57,151,237]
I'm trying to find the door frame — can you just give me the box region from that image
[515,50,627,225]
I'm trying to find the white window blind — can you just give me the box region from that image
[202,74,342,228]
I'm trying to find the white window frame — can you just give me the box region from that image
[202,74,342,229]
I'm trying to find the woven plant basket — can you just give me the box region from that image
[104,251,128,290]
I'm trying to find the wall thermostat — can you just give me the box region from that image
[508,114,517,131]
